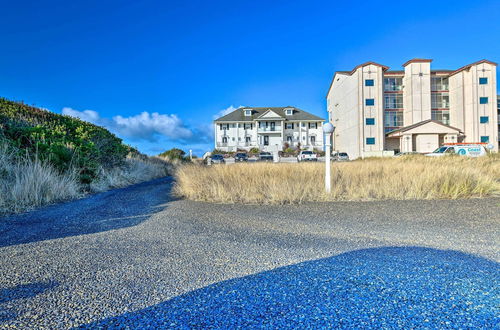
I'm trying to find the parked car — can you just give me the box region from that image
[297,150,318,162]
[234,152,248,162]
[210,154,226,164]
[258,152,274,161]
[332,152,349,161]
[394,152,419,157]
[425,144,487,157]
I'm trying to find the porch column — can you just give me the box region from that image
[299,121,302,147]
[254,121,258,148]
[236,122,239,149]
[214,123,217,149]
[281,121,284,148]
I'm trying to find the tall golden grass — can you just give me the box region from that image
[89,156,171,192]
[0,144,171,215]
[0,145,81,214]
[174,154,500,204]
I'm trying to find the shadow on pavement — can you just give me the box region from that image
[0,281,58,322]
[0,177,174,248]
[82,247,499,328]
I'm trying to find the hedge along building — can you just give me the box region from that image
[213,106,325,152]
[326,59,498,159]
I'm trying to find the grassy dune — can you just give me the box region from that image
[174,154,500,204]
[0,145,170,215]
[0,97,172,215]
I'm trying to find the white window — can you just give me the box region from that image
[308,123,318,129]
[285,109,293,115]
[302,122,306,127]
[286,123,294,129]
[384,94,403,109]
[244,110,252,116]
[431,77,449,91]
[384,78,403,91]
[431,93,450,109]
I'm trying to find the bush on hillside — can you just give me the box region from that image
[159,148,187,161]
[0,98,130,183]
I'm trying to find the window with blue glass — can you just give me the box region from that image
[365,98,375,106]
[479,97,488,104]
[366,137,375,145]
[480,136,489,143]
[480,116,489,123]
[365,118,375,125]
[365,79,374,86]
[479,77,488,85]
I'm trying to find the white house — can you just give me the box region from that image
[213,106,325,152]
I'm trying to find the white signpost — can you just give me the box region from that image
[323,122,335,193]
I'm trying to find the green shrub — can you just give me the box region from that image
[0,97,129,183]
[211,148,227,155]
[159,148,186,160]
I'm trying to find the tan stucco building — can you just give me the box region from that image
[326,59,498,159]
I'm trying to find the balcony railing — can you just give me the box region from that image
[258,127,280,132]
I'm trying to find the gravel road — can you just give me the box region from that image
[0,177,498,328]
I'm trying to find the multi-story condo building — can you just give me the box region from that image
[327,59,498,159]
[213,106,324,152]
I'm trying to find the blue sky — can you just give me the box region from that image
[1,0,499,155]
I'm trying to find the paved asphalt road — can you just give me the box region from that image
[0,177,498,328]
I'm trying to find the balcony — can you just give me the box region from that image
[258,127,281,133]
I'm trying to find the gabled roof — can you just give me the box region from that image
[326,62,389,98]
[214,107,324,122]
[449,59,498,76]
[402,58,433,67]
[257,109,283,119]
[386,119,463,136]
[344,62,390,75]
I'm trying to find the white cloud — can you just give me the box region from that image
[62,107,101,123]
[62,107,194,142]
[113,112,193,141]
[212,105,243,120]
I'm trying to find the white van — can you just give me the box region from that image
[425,144,487,157]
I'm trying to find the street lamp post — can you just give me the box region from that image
[323,122,335,193]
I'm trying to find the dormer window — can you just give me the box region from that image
[244,109,252,116]
[285,109,293,116]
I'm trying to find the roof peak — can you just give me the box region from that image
[402,58,433,67]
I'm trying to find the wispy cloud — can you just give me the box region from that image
[62,107,194,142]
[212,105,242,120]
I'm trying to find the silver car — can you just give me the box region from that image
[332,152,349,161]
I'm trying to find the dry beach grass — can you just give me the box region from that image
[174,154,500,204]
[0,146,81,213]
[0,144,170,214]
